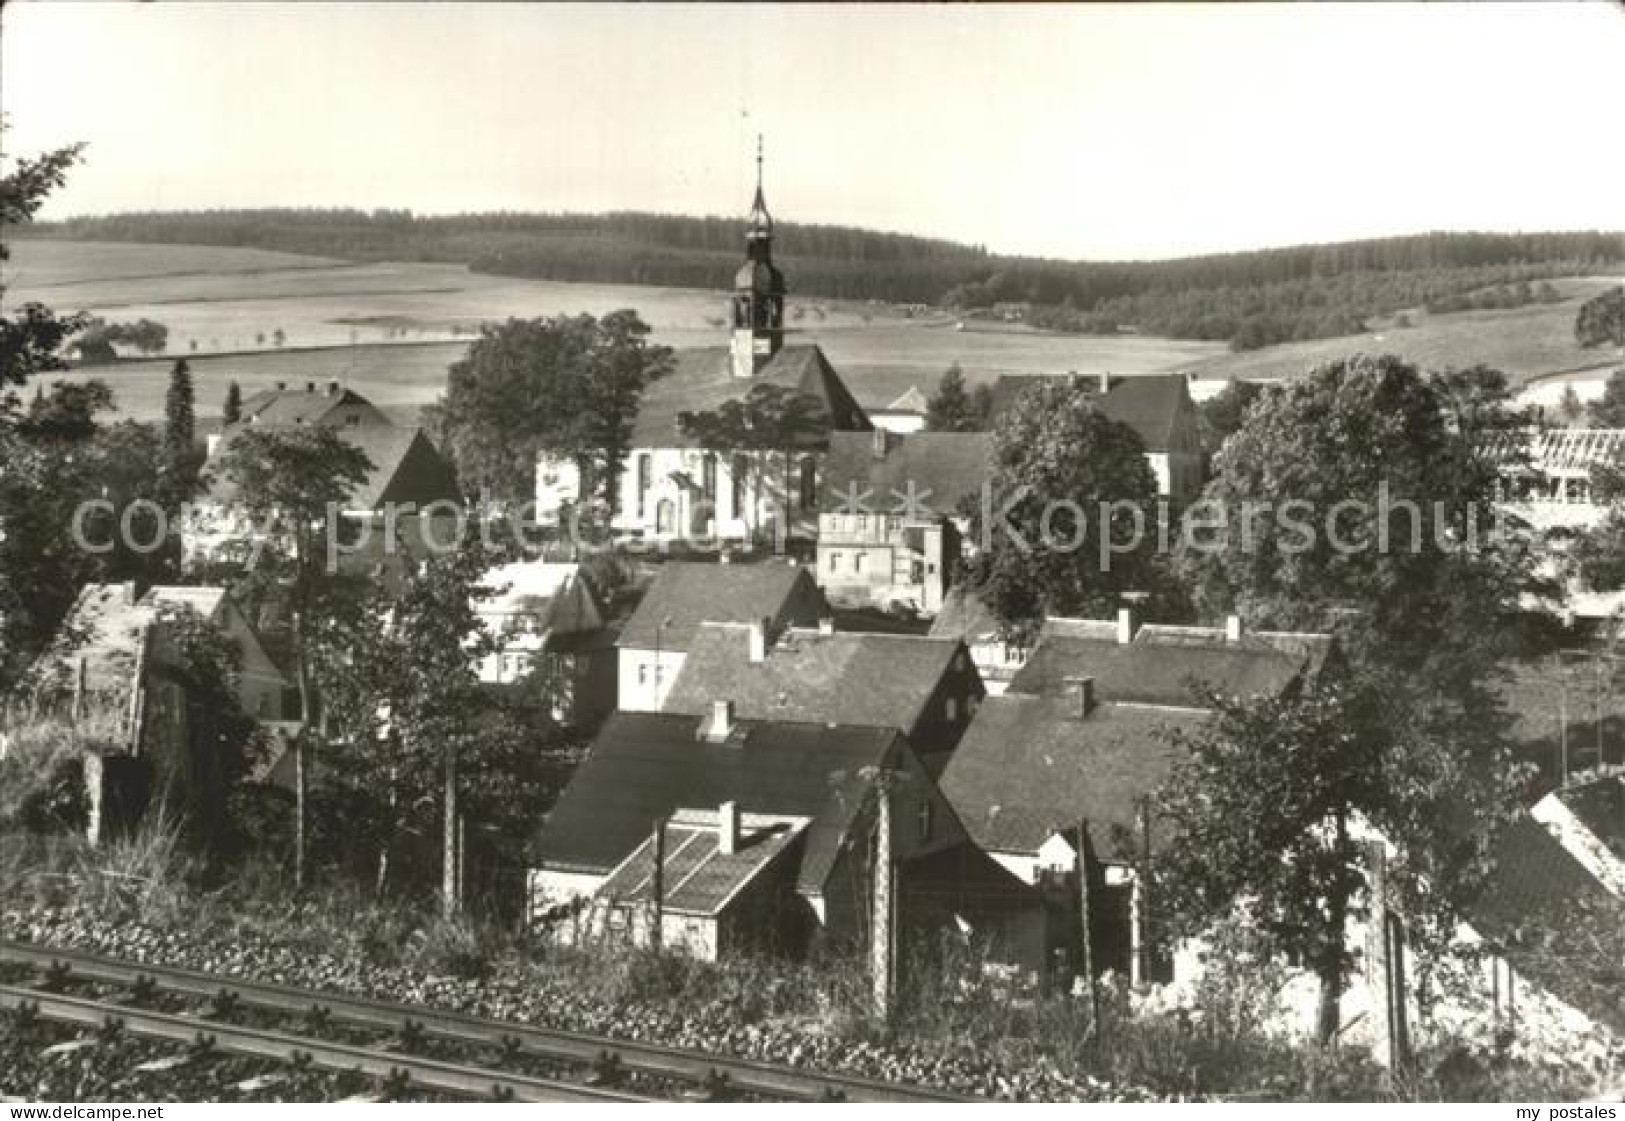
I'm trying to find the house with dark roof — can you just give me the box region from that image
[815,429,988,613]
[988,372,1204,502]
[213,380,391,445]
[534,170,871,546]
[184,420,461,566]
[527,709,1013,956]
[615,560,828,711]
[929,586,1027,695]
[473,560,614,727]
[661,621,985,771]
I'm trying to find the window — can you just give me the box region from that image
[731,455,747,519]
[638,664,649,686]
[346,414,360,426]
[853,552,865,574]
[945,697,958,722]
[916,799,933,842]
[798,456,817,509]
[702,454,717,501]
[636,454,652,518]
[856,514,868,533]
[829,551,842,572]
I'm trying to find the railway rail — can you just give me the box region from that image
[0,939,973,1103]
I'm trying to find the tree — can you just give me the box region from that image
[1164,355,1540,1041]
[925,363,992,432]
[429,311,671,504]
[1574,286,1625,349]
[161,359,200,510]
[1,130,85,423]
[1587,368,1625,427]
[1195,379,1262,455]
[70,317,169,361]
[222,381,243,426]
[963,379,1165,638]
[678,382,830,537]
[215,426,373,886]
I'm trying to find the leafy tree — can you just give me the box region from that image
[429,311,671,505]
[70,317,169,361]
[925,364,992,432]
[222,380,243,426]
[1195,379,1262,455]
[1587,368,1625,427]
[1574,286,1625,349]
[962,379,1165,638]
[678,382,830,536]
[0,130,86,423]
[214,425,373,885]
[1163,354,1540,1041]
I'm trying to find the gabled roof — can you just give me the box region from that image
[202,425,460,511]
[36,583,153,693]
[617,561,827,651]
[877,386,929,415]
[1553,772,1625,858]
[939,694,1208,860]
[987,373,1192,453]
[929,586,1004,645]
[630,344,871,448]
[663,623,972,734]
[596,811,810,917]
[138,586,227,621]
[819,431,990,518]
[479,561,602,639]
[530,711,905,898]
[239,384,389,428]
[1007,617,1332,707]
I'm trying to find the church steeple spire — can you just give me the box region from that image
[730,133,786,378]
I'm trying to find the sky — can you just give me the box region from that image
[3,1,1623,261]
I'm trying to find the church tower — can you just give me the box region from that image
[730,137,786,379]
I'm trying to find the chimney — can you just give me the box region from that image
[817,616,835,637]
[1099,371,1111,394]
[1117,605,1136,645]
[702,699,735,741]
[327,379,340,397]
[1065,675,1096,719]
[718,800,739,855]
[747,619,768,663]
[872,427,888,459]
[1225,614,1243,643]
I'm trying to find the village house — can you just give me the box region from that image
[534,164,872,544]
[205,381,392,452]
[527,708,1039,962]
[865,386,930,434]
[987,372,1206,504]
[928,586,1027,696]
[33,582,289,838]
[937,608,1335,978]
[470,559,614,725]
[661,621,985,772]
[185,393,462,565]
[1493,427,1625,533]
[815,429,987,614]
[615,560,828,712]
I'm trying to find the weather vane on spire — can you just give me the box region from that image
[756,133,765,191]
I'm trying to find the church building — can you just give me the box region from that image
[535,151,871,545]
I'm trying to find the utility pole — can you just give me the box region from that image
[871,772,895,1023]
[1076,819,1099,1031]
[650,816,666,953]
[442,746,459,919]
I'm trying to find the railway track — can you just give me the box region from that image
[0,940,972,1103]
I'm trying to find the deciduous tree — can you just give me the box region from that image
[1575,286,1625,349]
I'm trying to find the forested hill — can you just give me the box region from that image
[25,210,1624,351]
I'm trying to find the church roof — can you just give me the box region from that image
[630,344,871,448]
[820,431,990,519]
[987,374,1192,453]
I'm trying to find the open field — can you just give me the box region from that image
[8,239,1223,421]
[10,240,1619,422]
[1179,275,1625,391]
